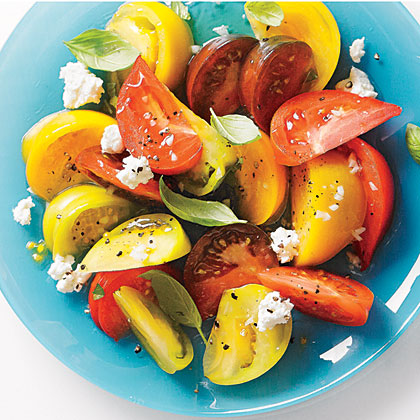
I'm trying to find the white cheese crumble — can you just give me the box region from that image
[369,181,378,191]
[191,45,202,54]
[212,25,229,36]
[48,255,90,293]
[349,37,365,63]
[13,196,35,226]
[315,210,331,222]
[270,227,300,264]
[352,227,366,241]
[335,67,378,99]
[100,124,124,154]
[334,185,345,201]
[320,336,353,363]
[348,152,362,174]
[116,155,154,190]
[256,291,294,332]
[59,61,104,109]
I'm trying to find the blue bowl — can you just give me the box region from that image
[0,2,419,417]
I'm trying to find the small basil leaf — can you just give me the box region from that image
[141,270,206,343]
[210,108,261,145]
[159,177,246,227]
[245,2,284,27]
[92,283,105,301]
[64,29,139,72]
[171,1,191,20]
[406,123,420,165]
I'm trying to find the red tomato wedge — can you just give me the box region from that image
[270,90,402,166]
[89,264,178,341]
[257,266,374,326]
[76,146,162,203]
[116,55,203,175]
[343,138,394,270]
[184,224,278,319]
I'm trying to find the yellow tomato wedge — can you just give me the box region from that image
[43,185,139,258]
[24,110,116,201]
[245,2,340,91]
[291,149,366,266]
[107,2,193,90]
[233,132,288,225]
[203,284,292,385]
[81,213,191,273]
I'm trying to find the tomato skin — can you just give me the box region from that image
[186,35,258,121]
[257,266,374,326]
[343,138,394,270]
[116,55,203,175]
[76,146,162,203]
[184,223,278,319]
[270,90,402,166]
[89,264,178,341]
[239,36,316,132]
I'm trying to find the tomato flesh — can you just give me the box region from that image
[240,35,316,132]
[186,35,258,121]
[257,266,374,326]
[342,138,394,270]
[76,145,161,203]
[270,90,402,166]
[116,55,203,175]
[184,224,278,319]
[89,264,178,341]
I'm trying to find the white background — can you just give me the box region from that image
[1,2,420,419]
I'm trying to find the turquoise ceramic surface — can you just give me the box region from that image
[0,2,420,416]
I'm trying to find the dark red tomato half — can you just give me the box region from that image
[257,266,374,326]
[184,223,278,319]
[89,264,179,341]
[116,55,203,175]
[343,138,394,270]
[239,35,317,133]
[270,90,402,166]
[76,146,162,203]
[186,35,258,121]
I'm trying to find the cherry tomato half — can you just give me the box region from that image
[186,35,258,121]
[117,55,203,175]
[343,138,394,270]
[184,223,278,319]
[239,35,316,133]
[257,266,374,326]
[270,90,402,166]
[89,264,178,341]
[76,145,162,203]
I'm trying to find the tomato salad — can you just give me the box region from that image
[14,2,402,385]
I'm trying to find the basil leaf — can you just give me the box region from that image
[406,123,420,165]
[92,283,105,301]
[171,1,191,20]
[159,177,246,226]
[245,2,284,27]
[141,270,206,343]
[64,29,139,72]
[210,108,261,145]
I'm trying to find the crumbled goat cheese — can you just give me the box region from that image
[13,196,35,226]
[348,152,362,174]
[369,181,378,191]
[116,155,154,190]
[349,37,366,63]
[346,251,362,269]
[130,244,148,262]
[56,264,91,294]
[335,67,378,98]
[48,254,75,281]
[315,210,331,221]
[334,185,345,201]
[101,124,124,154]
[270,227,300,264]
[191,45,202,54]
[352,227,366,241]
[59,61,104,109]
[212,25,229,36]
[257,291,294,332]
